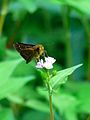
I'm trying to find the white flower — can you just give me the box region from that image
[36,57,56,69]
[36,59,44,68]
[45,57,56,64]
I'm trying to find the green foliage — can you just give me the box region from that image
[53,0,90,15]
[53,93,79,120]
[0,0,90,119]
[9,1,27,21]
[0,59,35,100]
[0,36,7,60]
[0,108,15,120]
[49,64,82,89]
[25,99,49,112]
[18,0,38,13]
[0,59,22,84]
[22,110,49,120]
[66,82,90,114]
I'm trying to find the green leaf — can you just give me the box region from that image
[19,0,38,13]
[25,100,49,113]
[66,81,90,114]
[65,0,90,15]
[0,108,15,120]
[0,59,35,100]
[49,64,83,89]
[54,0,90,15]
[12,60,36,77]
[7,95,24,105]
[6,50,20,60]
[53,93,79,120]
[0,59,22,86]
[64,111,78,120]
[0,76,34,100]
[7,86,39,105]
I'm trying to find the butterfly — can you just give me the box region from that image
[14,42,47,64]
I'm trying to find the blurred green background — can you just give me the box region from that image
[0,0,90,120]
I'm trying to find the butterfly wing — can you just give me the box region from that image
[14,43,35,63]
[15,42,35,48]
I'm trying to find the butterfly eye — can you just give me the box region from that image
[36,47,40,52]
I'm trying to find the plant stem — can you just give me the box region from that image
[81,17,90,80]
[46,70,54,120]
[49,94,54,120]
[0,0,8,36]
[62,6,72,67]
[48,84,54,120]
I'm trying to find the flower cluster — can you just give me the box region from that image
[36,57,56,69]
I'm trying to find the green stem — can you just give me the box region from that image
[62,6,72,67]
[49,93,54,120]
[81,17,90,80]
[0,0,8,36]
[46,70,54,120]
[48,84,54,120]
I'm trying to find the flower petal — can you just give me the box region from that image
[43,62,53,69]
[36,56,56,69]
[45,57,56,64]
[36,59,44,68]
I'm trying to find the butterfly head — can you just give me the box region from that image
[35,44,44,55]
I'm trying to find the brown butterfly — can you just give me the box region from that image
[14,42,47,64]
